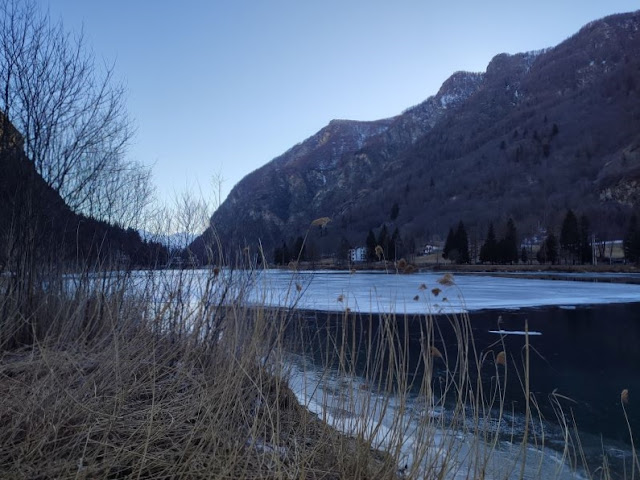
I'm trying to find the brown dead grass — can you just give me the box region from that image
[0,278,397,480]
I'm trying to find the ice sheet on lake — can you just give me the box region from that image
[247,270,640,315]
[488,330,543,336]
[285,354,587,480]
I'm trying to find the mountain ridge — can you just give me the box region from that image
[194,10,640,262]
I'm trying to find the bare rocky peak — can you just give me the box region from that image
[269,118,393,173]
[435,71,485,108]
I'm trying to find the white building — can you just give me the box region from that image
[349,247,367,262]
[422,244,438,255]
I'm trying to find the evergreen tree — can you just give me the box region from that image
[273,245,282,265]
[560,209,580,263]
[274,241,291,265]
[578,215,592,264]
[624,215,640,263]
[390,202,399,221]
[282,242,291,265]
[377,225,389,259]
[521,246,528,264]
[480,223,498,263]
[366,230,377,262]
[502,218,518,264]
[443,228,455,261]
[454,221,470,264]
[390,227,400,260]
[293,236,306,261]
[337,236,351,264]
[537,233,558,264]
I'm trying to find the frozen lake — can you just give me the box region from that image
[248,269,640,314]
[126,268,639,477]
[243,269,640,478]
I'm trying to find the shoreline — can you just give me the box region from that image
[271,262,640,284]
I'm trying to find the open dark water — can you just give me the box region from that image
[288,302,640,477]
[468,303,640,444]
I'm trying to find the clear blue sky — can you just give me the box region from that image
[44,0,638,208]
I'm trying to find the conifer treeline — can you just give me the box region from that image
[273,209,640,266]
[479,219,518,264]
[444,210,597,265]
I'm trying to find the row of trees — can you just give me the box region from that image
[442,211,595,265]
[271,208,640,266]
[273,236,307,265]
[365,225,402,261]
[536,210,593,264]
[479,219,518,264]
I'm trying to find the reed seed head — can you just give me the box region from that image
[413,295,419,301]
[337,294,344,302]
[431,288,441,297]
[397,258,407,270]
[295,283,302,292]
[496,351,506,366]
[437,273,455,286]
[622,389,630,405]
[430,346,443,359]
[418,283,427,291]
[375,245,383,259]
[311,216,331,227]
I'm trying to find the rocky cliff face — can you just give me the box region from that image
[194,10,640,259]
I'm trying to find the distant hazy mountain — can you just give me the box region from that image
[140,231,197,250]
[193,10,640,261]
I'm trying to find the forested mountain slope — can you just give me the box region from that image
[194,11,640,261]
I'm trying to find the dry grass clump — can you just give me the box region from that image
[0,272,397,479]
[0,333,391,479]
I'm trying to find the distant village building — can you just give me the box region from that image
[349,247,367,263]
[420,244,439,256]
